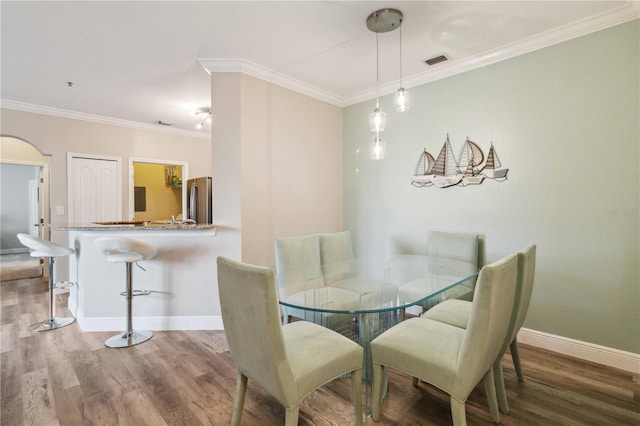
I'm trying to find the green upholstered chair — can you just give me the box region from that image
[217,256,364,426]
[370,254,518,426]
[422,244,536,413]
[274,234,324,323]
[320,231,388,295]
[275,234,360,327]
[425,231,485,301]
[319,230,357,286]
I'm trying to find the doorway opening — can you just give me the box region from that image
[128,158,188,222]
[0,136,50,281]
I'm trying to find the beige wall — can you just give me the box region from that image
[211,73,343,268]
[0,109,211,223]
[0,109,212,279]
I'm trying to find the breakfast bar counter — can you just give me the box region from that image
[51,223,223,332]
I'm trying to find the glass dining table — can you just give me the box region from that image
[278,254,480,413]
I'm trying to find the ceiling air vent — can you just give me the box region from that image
[425,54,448,66]
[156,120,174,126]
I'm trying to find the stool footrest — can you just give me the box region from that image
[119,289,151,297]
[53,281,76,291]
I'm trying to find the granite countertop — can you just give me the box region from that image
[50,221,217,231]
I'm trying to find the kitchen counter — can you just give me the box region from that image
[54,222,223,332]
[50,222,217,232]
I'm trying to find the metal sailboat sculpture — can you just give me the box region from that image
[481,142,508,180]
[411,134,463,188]
[458,138,485,185]
[411,136,508,188]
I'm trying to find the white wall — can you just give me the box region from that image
[343,21,639,353]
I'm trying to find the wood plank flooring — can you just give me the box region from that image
[1,276,638,425]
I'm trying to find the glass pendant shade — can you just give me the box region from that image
[394,87,410,112]
[370,134,386,160]
[369,107,387,132]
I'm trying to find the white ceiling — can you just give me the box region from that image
[1,1,638,138]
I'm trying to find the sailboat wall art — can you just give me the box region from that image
[411,134,508,188]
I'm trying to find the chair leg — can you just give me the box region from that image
[493,357,509,413]
[372,363,384,421]
[284,406,300,426]
[230,371,248,426]
[483,366,500,423]
[510,338,524,382]
[351,368,363,426]
[450,397,467,426]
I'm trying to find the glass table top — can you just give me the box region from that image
[278,255,479,314]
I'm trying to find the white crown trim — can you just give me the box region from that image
[518,327,640,374]
[345,2,640,106]
[0,99,211,140]
[206,3,637,108]
[198,58,344,107]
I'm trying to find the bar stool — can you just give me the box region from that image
[17,233,76,332]
[95,237,157,348]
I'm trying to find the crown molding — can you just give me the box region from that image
[344,2,639,106]
[204,3,638,108]
[0,99,211,140]
[198,58,344,107]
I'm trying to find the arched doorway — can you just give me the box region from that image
[0,136,51,281]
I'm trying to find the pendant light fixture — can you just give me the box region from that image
[366,8,404,160]
[371,133,386,160]
[368,18,386,134]
[393,20,410,112]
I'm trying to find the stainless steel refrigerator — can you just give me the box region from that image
[186,177,213,224]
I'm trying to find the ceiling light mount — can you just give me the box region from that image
[193,107,212,129]
[366,8,403,34]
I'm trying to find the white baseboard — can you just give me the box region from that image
[518,328,639,374]
[73,312,224,332]
[68,296,224,331]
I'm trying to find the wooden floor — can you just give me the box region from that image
[1,276,638,425]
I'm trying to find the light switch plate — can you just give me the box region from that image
[56,206,65,215]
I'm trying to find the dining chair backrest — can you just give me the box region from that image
[320,231,357,286]
[217,256,296,405]
[454,253,518,398]
[427,231,485,269]
[274,234,324,299]
[501,244,536,354]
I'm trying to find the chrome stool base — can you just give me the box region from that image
[28,316,76,332]
[105,329,153,348]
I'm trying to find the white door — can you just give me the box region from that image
[28,176,40,237]
[68,155,121,223]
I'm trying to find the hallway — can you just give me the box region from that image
[0,252,41,282]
